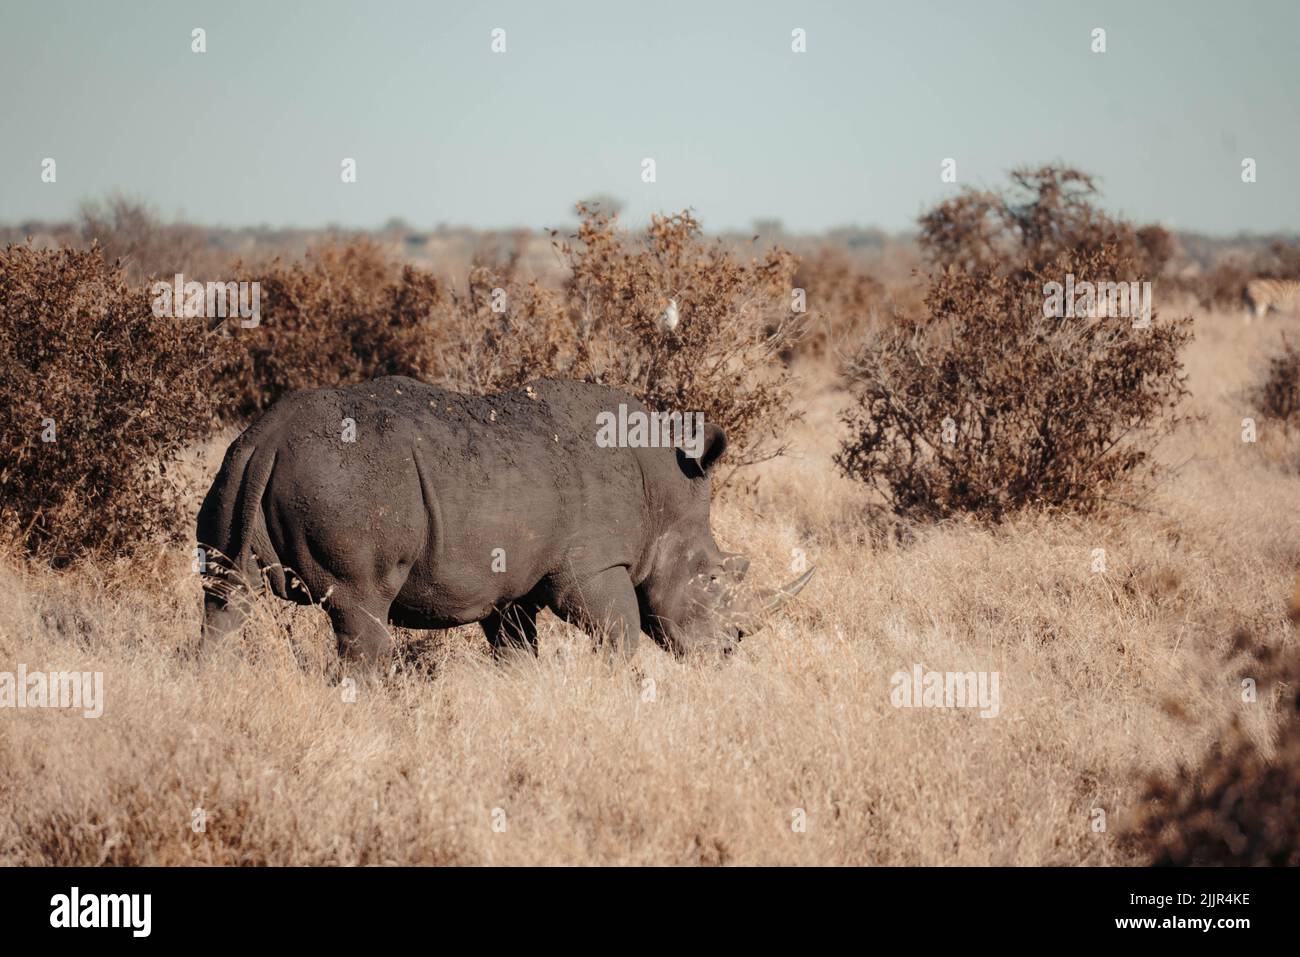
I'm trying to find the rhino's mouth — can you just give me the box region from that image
[653,566,817,655]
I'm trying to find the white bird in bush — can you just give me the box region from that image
[657,297,680,336]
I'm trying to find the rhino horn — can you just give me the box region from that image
[734,567,815,635]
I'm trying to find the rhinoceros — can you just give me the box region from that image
[196,377,812,668]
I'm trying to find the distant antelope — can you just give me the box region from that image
[1244,278,1300,319]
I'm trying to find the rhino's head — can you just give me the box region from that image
[637,424,813,656]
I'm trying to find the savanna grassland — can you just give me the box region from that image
[1,174,1298,866]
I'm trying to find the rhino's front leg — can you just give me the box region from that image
[198,587,251,657]
[553,566,641,661]
[482,601,541,657]
[326,594,395,674]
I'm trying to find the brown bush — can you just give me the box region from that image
[919,165,1169,281]
[1134,224,1176,278]
[839,167,1191,521]
[425,262,573,395]
[216,209,802,470]
[787,247,890,360]
[1165,239,1300,310]
[1253,336,1300,423]
[434,207,803,469]
[1259,238,1300,279]
[0,244,228,563]
[1185,260,1251,310]
[1135,720,1300,865]
[836,248,1192,521]
[213,239,445,420]
[1131,626,1300,865]
[79,194,227,284]
[554,206,803,468]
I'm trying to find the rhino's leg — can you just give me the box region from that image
[553,566,641,661]
[326,595,395,673]
[198,553,259,655]
[201,588,251,648]
[482,601,541,657]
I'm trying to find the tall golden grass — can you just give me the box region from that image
[1,302,1295,865]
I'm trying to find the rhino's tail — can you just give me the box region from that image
[197,437,286,605]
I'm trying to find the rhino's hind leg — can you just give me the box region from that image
[198,553,258,657]
[553,566,641,661]
[482,601,542,657]
[200,586,251,652]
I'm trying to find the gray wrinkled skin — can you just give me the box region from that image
[197,377,811,669]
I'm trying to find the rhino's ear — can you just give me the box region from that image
[679,423,727,478]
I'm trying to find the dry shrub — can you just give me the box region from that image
[787,247,890,360]
[918,165,1171,280]
[0,244,227,563]
[79,194,227,284]
[839,166,1190,521]
[412,229,573,394]
[1258,238,1300,279]
[215,239,442,420]
[837,248,1192,521]
[215,209,801,469]
[1187,260,1251,310]
[430,263,571,395]
[1131,629,1300,865]
[1134,224,1177,277]
[214,237,567,420]
[1167,239,1300,310]
[555,206,803,468]
[1252,336,1300,424]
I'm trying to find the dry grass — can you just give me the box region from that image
[0,304,1297,865]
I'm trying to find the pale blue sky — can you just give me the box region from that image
[0,0,1296,233]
